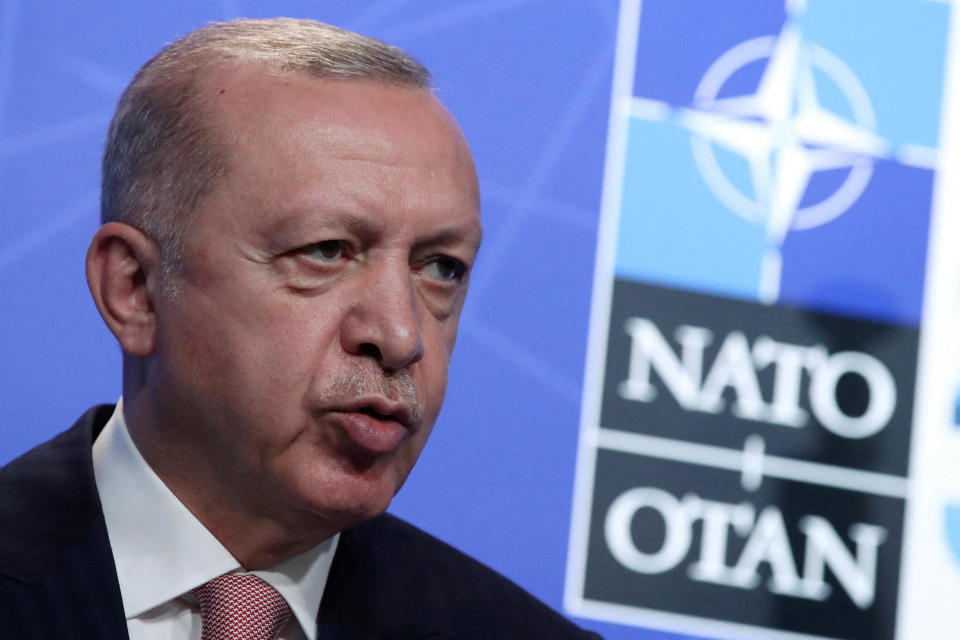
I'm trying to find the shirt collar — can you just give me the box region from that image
[92,400,338,639]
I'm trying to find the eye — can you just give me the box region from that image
[304,240,348,262]
[422,255,467,282]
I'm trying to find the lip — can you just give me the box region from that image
[328,396,416,454]
[337,395,415,430]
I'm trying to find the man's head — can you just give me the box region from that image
[86,18,481,566]
[100,18,433,276]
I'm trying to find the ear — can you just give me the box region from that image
[86,222,164,357]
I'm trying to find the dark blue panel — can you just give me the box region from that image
[634,0,786,105]
[779,160,931,326]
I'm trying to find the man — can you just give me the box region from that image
[0,18,600,639]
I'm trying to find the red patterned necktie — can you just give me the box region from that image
[192,573,293,640]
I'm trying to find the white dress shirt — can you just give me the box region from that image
[92,400,340,640]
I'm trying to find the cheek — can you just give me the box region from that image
[165,288,337,399]
[239,305,343,393]
[442,306,465,351]
[417,336,454,417]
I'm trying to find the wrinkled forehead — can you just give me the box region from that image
[183,63,481,247]
[199,63,476,180]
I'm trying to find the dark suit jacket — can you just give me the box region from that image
[0,406,601,639]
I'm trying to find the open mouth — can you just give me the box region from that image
[333,407,408,455]
[356,406,393,421]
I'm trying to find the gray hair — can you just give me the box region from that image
[100,18,432,271]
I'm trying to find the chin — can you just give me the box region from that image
[288,464,403,533]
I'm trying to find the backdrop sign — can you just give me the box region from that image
[566,1,955,638]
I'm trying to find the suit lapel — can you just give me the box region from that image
[0,406,129,639]
[317,514,486,640]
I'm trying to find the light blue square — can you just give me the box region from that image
[615,118,769,300]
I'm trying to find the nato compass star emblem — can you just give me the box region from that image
[633,21,889,303]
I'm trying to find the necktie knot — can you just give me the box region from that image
[192,573,293,640]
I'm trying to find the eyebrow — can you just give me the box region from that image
[260,209,377,241]
[263,208,482,253]
[414,224,483,255]
[328,211,483,254]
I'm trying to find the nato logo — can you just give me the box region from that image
[613,0,944,327]
[567,1,949,639]
[681,22,886,302]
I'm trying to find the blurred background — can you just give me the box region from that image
[1,2,957,639]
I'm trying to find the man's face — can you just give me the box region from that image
[146,67,481,536]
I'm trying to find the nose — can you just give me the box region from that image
[340,261,425,372]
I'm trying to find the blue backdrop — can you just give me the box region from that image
[6,1,950,638]
[0,1,644,638]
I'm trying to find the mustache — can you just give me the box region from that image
[326,363,422,425]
